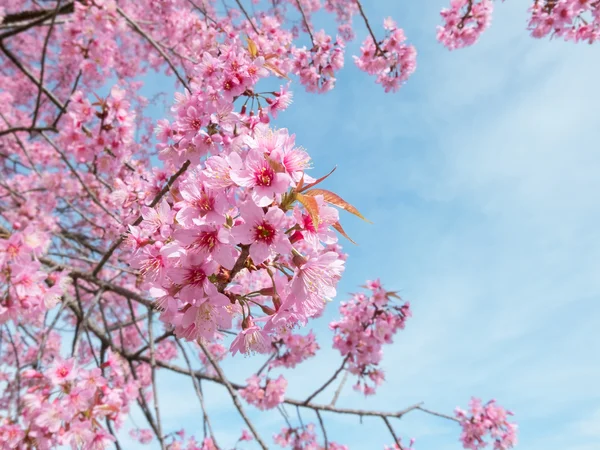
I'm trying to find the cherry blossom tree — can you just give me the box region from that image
[1,0,589,448]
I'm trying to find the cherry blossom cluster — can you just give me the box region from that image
[270,330,319,368]
[354,19,417,93]
[240,374,288,410]
[455,398,518,450]
[324,0,360,41]
[0,356,137,449]
[330,280,412,395]
[292,30,345,93]
[527,0,600,43]
[132,129,348,351]
[132,49,353,352]
[437,0,494,50]
[0,227,70,325]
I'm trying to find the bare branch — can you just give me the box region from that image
[304,355,348,404]
[198,341,269,450]
[148,311,166,450]
[116,7,191,92]
[92,159,191,277]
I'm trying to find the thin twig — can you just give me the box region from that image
[330,370,348,406]
[304,355,348,404]
[354,0,384,55]
[294,0,314,45]
[148,311,166,449]
[316,410,328,449]
[91,159,190,276]
[0,126,58,137]
[32,0,62,127]
[116,7,190,91]
[198,341,268,450]
[176,339,218,447]
[383,416,404,450]
[234,0,260,34]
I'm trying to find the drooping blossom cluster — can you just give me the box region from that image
[130,46,353,352]
[437,0,494,50]
[354,19,417,93]
[455,398,518,450]
[330,280,412,395]
[240,374,288,410]
[324,0,360,41]
[133,124,349,350]
[292,30,345,93]
[270,331,319,368]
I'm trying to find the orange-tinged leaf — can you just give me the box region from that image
[304,189,371,223]
[264,62,290,80]
[332,221,357,245]
[299,166,337,192]
[246,37,258,58]
[295,193,319,230]
[386,291,402,300]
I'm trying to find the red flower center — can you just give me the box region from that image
[196,193,214,212]
[255,166,274,186]
[197,231,217,251]
[190,118,202,130]
[186,267,206,286]
[254,221,276,244]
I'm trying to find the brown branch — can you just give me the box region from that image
[294,0,314,45]
[5,328,22,417]
[416,405,460,422]
[40,131,122,223]
[316,410,328,449]
[32,0,62,127]
[458,0,474,30]
[330,370,348,406]
[148,311,166,450]
[234,0,260,34]
[60,295,461,446]
[216,244,250,292]
[384,416,404,449]
[176,339,218,446]
[0,43,67,113]
[199,341,269,450]
[304,355,348,404]
[0,2,75,39]
[91,159,191,277]
[0,126,58,137]
[354,0,384,55]
[115,7,190,92]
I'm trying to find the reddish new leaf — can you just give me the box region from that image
[332,221,357,245]
[299,166,337,192]
[304,189,371,223]
[295,193,320,230]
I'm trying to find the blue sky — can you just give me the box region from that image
[119,1,600,449]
